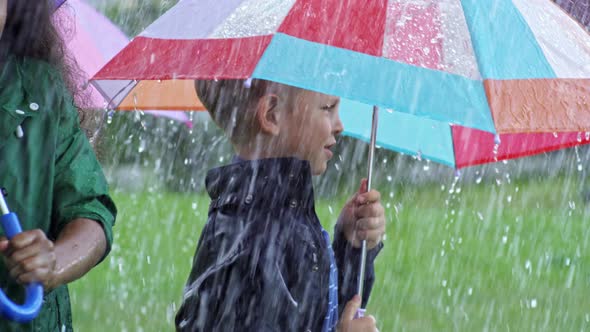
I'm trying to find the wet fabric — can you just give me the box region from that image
[176,157,382,331]
[321,230,338,332]
[0,56,117,331]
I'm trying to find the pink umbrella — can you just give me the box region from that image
[53,0,192,127]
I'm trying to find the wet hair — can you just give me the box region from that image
[195,79,296,146]
[0,0,91,119]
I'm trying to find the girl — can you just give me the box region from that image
[0,1,117,330]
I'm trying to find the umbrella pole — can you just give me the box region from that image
[357,105,379,311]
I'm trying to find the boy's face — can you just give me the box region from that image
[277,89,343,175]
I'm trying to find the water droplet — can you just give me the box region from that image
[477,212,484,220]
[468,287,473,295]
[475,177,482,184]
[387,175,393,182]
[501,235,508,244]
[138,140,146,153]
[553,132,558,138]
[507,195,512,203]
[530,298,537,308]
[106,111,114,124]
[442,279,447,287]
[569,201,576,210]
[494,134,502,145]
[328,205,334,215]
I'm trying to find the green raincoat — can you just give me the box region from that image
[0,56,117,331]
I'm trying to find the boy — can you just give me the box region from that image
[176,79,385,332]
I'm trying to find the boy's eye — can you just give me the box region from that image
[321,103,336,111]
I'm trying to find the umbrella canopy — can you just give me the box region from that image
[93,0,590,168]
[54,0,191,126]
[339,0,590,168]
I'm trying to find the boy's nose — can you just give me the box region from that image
[333,114,344,135]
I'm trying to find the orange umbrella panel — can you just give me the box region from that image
[118,80,205,111]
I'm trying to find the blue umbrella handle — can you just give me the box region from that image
[0,211,44,322]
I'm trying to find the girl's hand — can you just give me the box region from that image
[0,229,57,290]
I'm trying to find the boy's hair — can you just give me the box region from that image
[195,79,300,146]
[195,79,273,146]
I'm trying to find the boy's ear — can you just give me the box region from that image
[255,94,281,136]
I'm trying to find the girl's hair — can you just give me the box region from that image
[1,0,94,127]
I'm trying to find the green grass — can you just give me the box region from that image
[70,176,590,331]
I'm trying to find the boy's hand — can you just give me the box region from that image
[337,179,386,249]
[337,295,379,332]
[0,229,57,289]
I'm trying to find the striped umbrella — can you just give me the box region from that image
[93,0,590,169]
